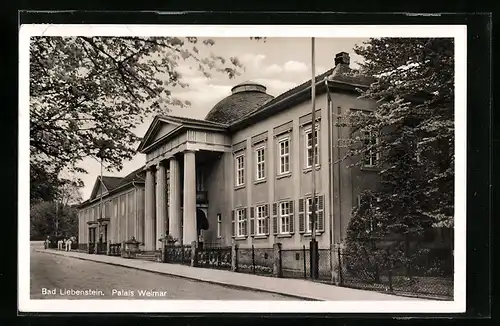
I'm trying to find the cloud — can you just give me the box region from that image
[252,78,297,96]
[283,60,308,73]
[264,64,283,75]
[239,53,267,70]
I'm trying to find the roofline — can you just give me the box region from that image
[77,179,145,209]
[138,123,228,154]
[228,78,369,132]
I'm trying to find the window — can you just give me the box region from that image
[255,205,267,235]
[235,154,245,186]
[357,194,379,232]
[278,138,290,174]
[363,131,379,167]
[236,209,246,237]
[305,127,319,168]
[305,196,323,233]
[217,214,222,238]
[196,168,204,191]
[279,201,290,234]
[255,147,266,181]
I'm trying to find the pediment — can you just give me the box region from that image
[137,116,183,153]
[90,177,108,200]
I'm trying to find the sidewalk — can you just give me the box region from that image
[36,249,424,301]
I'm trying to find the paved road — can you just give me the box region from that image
[30,246,295,300]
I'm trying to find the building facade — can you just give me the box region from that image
[78,52,383,251]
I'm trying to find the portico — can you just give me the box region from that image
[137,115,231,250]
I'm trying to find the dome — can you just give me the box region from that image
[205,81,273,124]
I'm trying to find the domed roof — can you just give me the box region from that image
[205,81,274,124]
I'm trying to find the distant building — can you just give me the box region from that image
[77,52,384,251]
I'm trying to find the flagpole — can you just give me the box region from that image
[310,37,318,279]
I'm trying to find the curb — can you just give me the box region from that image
[36,249,319,301]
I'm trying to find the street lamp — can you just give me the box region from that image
[96,139,111,254]
[310,37,319,280]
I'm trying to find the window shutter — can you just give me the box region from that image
[250,206,255,236]
[272,202,278,235]
[298,198,305,233]
[317,195,325,232]
[265,204,270,235]
[231,210,235,238]
[244,207,248,236]
[289,200,295,234]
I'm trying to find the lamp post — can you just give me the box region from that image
[310,37,319,279]
[96,139,110,254]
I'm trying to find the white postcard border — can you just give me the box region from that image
[19,24,467,313]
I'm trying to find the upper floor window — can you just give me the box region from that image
[363,131,379,167]
[278,138,290,175]
[255,146,266,181]
[235,153,245,186]
[305,127,320,168]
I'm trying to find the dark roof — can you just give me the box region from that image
[328,64,377,86]
[230,63,375,129]
[113,166,145,188]
[241,68,335,120]
[204,81,274,124]
[156,115,228,128]
[100,176,123,191]
[78,166,146,209]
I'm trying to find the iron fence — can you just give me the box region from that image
[88,243,95,254]
[196,246,232,270]
[237,245,274,276]
[108,243,121,256]
[164,245,192,266]
[338,245,454,299]
[96,242,108,255]
[281,246,310,279]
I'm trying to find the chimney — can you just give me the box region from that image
[334,52,350,66]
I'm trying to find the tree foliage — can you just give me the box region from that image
[30,201,79,240]
[30,36,245,201]
[341,38,454,253]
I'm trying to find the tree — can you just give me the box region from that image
[30,36,245,201]
[30,201,79,240]
[340,38,454,277]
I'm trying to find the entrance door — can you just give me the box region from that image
[103,224,108,242]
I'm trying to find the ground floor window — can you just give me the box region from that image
[279,201,290,234]
[236,208,246,237]
[255,204,267,235]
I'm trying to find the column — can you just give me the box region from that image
[183,151,197,245]
[169,157,182,244]
[156,162,167,250]
[144,167,157,251]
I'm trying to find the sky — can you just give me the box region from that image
[74,37,368,199]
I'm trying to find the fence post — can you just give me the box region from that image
[330,243,338,284]
[303,245,307,279]
[251,245,256,274]
[273,243,283,278]
[161,239,167,263]
[231,243,238,272]
[337,245,343,285]
[190,241,197,267]
[388,268,393,292]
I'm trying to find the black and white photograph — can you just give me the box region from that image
[19,24,466,313]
